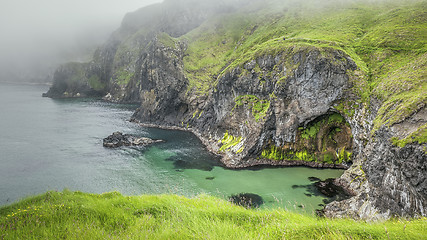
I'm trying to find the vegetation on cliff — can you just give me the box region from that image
[260,113,353,164]
[179,0,426,145]
[1,191,426,239]
[46,0,426,148]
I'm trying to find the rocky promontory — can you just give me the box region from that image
[103,132,163,148]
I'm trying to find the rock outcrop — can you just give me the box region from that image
[103,132,163,148]
[42,62,105,98]
[322,120,427,220]
[228,193,264,209]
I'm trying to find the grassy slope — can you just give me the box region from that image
[1,191,426,239]
[181,0,426,143]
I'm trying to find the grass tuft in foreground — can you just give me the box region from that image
[0,190,426,239]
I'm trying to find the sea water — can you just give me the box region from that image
[0,82,344,214]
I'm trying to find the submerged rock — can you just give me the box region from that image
[308,177,322,182]
[103,132,163,148]
[228,193,264,209]
[314,178,352,204]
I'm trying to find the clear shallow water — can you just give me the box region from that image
[0,83,344,214]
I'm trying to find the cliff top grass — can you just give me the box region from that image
[1,190,426,239]
[180,0,426,142]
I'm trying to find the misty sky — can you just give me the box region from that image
[0,0,162,82]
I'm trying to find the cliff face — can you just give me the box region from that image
[46,0,426,220]
[323,111,427,220]
[133,45,357,169]
[44,0,241,101]
[43,62,105,98]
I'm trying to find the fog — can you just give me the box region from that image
[0,0,162,83]
[0,0,401,84]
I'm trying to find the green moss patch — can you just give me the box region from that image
[234,95,270,122]
[391,124,427,149]
[219,131,243,153]
[87,75,105,91]
[115,69,134,85]
[261,145,287,160]
[260,113,352,165]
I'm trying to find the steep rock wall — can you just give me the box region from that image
[132,44,357,168]
[43,62,105,98]
[323,105,427,220]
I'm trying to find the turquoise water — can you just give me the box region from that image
[0,83,343,214]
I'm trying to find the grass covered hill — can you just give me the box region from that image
[179,0,426,141]
[0,191,426,239]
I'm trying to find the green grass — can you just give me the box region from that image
[0,191,426,239]
[181,14,252,95]
[87,75,106,91]
[391,123,427,149]
[372,53,427,132]
[115,68,134,85]
[158,32,177,49]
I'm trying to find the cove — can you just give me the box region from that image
[0,83,343,214]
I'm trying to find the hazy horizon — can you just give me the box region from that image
[0,0,162,83]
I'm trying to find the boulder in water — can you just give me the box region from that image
[103,131,163,148]
[314,178,351,202]
[228,193,264,209]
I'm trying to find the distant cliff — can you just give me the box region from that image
[45,0,427,220]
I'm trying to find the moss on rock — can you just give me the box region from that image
[219,131,244,153]
[260,113,353,165]
[234,95,270,122]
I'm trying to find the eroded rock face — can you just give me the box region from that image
[133,46,357,169]
[131,41,189,125]
[322,106,427,220]
[103,132,163,148]
[364,129,426,217]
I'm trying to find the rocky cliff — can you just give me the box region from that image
[45,0,426,220]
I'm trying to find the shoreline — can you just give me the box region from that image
[130,119,349,170]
